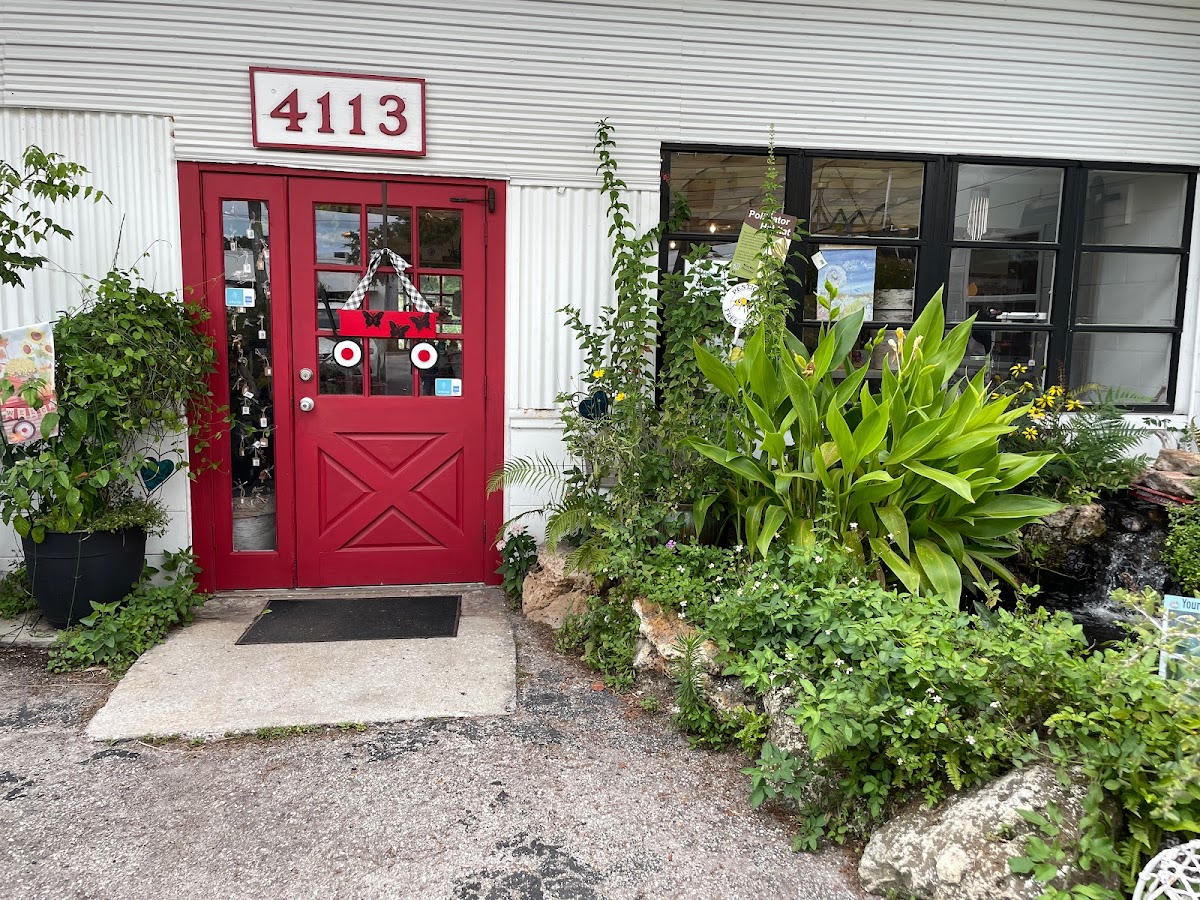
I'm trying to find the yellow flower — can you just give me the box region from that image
[1034,395,1048,408]
[1047,385,1064,398]
[592,368,605,379]
[615,392,626,402]
[729,346,744,362]
[1010,363,1028,375]
[793,353,805,365]
[1065,398,1084,411]
[1028,408,1046,421]
[989,391,1001,400]
[1022,427,1038,440]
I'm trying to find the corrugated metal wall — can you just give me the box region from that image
[0,108,189,567]
[0,108,181,325]
[2,0,1198,192]
[506,185,659,411]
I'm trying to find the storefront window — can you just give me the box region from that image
[661,148,1195,408]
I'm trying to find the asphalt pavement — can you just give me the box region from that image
[0,605,869,900]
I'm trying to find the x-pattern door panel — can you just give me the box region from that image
[290,178,487,586]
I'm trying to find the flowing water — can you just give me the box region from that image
[1022,496,1172,645]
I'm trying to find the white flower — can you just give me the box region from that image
[680,600,687,607]
[931,694,942,703]
[734,544,744,553]
[926,687,935,695]
[708,563,715,569]
[849,522,858,530]
[824,629,832,635]
[846,667,853,674]
[849,577,859,585]
[677,565,685,573]
[904,707,914,717]
[814,555,823,564]
[965,735,976,746]
[833,659,843,667]
[990,701,1001,709]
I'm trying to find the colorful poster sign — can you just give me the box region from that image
[1161,594,1200,680]
[815,246,877,321]
[721,283,755,329]
[0,322,58,445]
[729,208,797,281]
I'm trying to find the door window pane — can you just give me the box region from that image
[368,339,416,396]
[669,153,779,236]
[810,159,923,238]
[319,336,364,395]
[947,248,1055,324]
[954,165,1062,242]
[222,199,277,551]
[1084,171,1188,247]
[1072,332,1171,403]
[367,205,413,262]
[417,274,463,333]
[415,339,463,398]
[1076,252,1179,327]
[315,204,361,264]
[316,271,370,330]
[419,209,462,268]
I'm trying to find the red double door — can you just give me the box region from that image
[182,167,504,591]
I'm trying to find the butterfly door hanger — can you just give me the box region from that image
[334,248,438,341]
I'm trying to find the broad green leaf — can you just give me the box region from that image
[904,461,975,502]
[970,494,1063,519]
[877,504,909,555]
[914,538,963,607]
[871,537,922,595]
[694,339,740,398]
[757,504,787,557]
[827,405,856,472]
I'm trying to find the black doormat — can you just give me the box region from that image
[236,595,461,645]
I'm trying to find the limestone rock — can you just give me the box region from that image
[1153,448,1200,476]
[521,544,593,629]
[1036,503,1107,544]
[1134,468,1199,501]
[630,597,719,674]
[859,765,1102,900]
[760,686,837,809]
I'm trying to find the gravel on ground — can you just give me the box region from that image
[0,608,870,900]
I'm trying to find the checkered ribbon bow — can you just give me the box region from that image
[342,249,430,313]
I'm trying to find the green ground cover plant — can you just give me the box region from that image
[1165,502,1200,596]
[48,549,208,675]
[495,529,538,602]
[0,562,35,618]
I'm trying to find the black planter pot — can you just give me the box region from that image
[21,528,147,628]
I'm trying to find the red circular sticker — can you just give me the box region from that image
[332,339,362,368]
[410,342,438,370]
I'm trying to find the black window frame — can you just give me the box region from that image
[661,144,1196,412]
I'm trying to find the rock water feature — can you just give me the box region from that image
[1017,449,1197,645]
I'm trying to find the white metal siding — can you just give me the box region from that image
[2,0,1198,191]
[507,185,659,411]
[0,108,189,568]
[0,108,181,326]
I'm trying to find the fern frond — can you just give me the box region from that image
[565,539,609,577]
[545,500,591,547]
[487,454,567,496]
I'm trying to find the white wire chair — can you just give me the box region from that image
[1134,841,1200,899]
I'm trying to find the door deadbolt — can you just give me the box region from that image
[299,367,314,382]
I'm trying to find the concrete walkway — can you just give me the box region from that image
[0,604,870,900]
[87,587,516,740]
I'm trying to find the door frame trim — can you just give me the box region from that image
[179,161,506,592]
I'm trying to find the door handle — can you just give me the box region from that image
[299,397,315,412]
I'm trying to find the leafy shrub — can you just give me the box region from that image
[0,563,35,618]
[555,594,640,691]
[48,549,207,675]
[495,529,538,601]
[691,297,1060,607]
[1164,502,1200,596]
[998,377,1151,504]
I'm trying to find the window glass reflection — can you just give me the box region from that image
[1072,332,1170,403]
[810,159,923,238]
[947,248,1055,324]
[315,204,360,264]
[1084,171,1187,247]
[954,165,1062,242]
[670,153,780,237]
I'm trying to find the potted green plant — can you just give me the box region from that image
[0,266,218,626]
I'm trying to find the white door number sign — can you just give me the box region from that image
[250,67,426,156]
